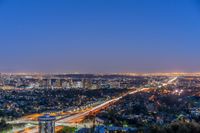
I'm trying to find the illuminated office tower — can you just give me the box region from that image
[38,114,56,133]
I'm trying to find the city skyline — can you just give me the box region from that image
[1,0,200,73]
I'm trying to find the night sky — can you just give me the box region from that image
[0,0,200,73]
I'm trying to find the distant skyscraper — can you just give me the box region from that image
[38,114,56,133]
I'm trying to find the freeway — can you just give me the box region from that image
[13,76,178,133]
[162,77,178,86]
[58,76,178,124]
[14,88,147,133]
[57,88,150,123]
[167,77,178,84]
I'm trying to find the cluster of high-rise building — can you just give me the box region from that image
[0,73,149,90]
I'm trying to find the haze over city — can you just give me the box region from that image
[0,0,200,73]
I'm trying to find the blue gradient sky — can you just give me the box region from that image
[0,0,200,73]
